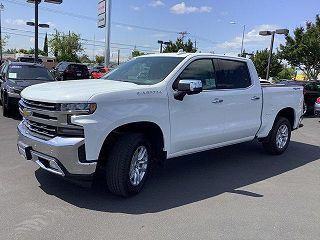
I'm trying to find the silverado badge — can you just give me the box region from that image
[22,108,33,118]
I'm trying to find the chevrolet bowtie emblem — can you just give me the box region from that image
[22,108,33,118]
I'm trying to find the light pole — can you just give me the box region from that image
[157,40,170,53]
[259,29,289,80]
[230,22,246,56]
[26,0,62,63]
[0,3,4,63]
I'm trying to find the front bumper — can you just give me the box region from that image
[17,122,97,178]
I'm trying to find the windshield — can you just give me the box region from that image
[101,56,184,85]
[8,65,54,81]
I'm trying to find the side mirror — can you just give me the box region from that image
[174,79,203,101]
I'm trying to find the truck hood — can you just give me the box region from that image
[21,79,143,102]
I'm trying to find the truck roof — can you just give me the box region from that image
[139,52,249,62]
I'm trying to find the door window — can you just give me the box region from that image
[217,60,251,89]
[176,59,217,90]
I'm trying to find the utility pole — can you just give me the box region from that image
[104,0,111,67]
[27,0,62,63]
[93,33,96,61]
[265,31,275,80]
[157,40,170,53]
[179,31,188,40]
[259,29,288,80]
[34,0,39,63]
[240,25,246,57]
[0,3,4,63]
[117,49,120,65]
[194,40,197,52]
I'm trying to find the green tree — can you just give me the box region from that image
[276,66,296,80]
[250,49,283,79]
[5,48,17,54]
[132,50,145,57]
[1,35,10,51]
[79,54,91,63]
[279,15,320,80]
[43,33,48,56]
[163,37,196,53]
[27,48,47,56]
[95,55,104,64]
[49,30,83,62]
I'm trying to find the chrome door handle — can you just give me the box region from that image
[212,98,223,104]
[251,96,260,101]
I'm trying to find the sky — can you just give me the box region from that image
[1,0,319,61]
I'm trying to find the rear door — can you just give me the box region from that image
[215,59,262,141]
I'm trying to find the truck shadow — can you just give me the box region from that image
[35,140,320,214]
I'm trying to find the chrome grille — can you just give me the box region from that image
[19,98,84,139]
[24,119,57,138]
[21,99,58,111]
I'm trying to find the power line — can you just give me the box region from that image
[3,26,158,50]
[2,30,156,53]
[2,0,216,44]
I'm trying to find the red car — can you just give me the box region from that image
[91,67,111,79]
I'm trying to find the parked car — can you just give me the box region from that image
[279,80,320,115]
[260,79,272,85]
[314,97,320,116]
[88,65,104,74]
[52,62,89,80]
[91,66,111,79]
[1,62,55,117]
[17,53,304,197]
[304,81,320,114]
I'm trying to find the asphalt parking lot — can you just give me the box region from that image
[0,114,319,240]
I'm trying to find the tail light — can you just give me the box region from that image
[316,97,320,104]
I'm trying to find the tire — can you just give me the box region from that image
[106,133,152,197]
[262,117,291,155]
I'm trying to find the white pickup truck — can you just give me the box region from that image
[17,53,304,197]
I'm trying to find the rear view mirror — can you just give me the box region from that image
[174,79,203,101]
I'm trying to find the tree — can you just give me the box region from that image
[49,30,83,62]
[27,48,47,56]
[43,33,48,56]
[250,49,283,79]
[95,55,104,64]
[79,54,91,63]
[1,35,10,51]
[132,50,144,57]
[163,37,196,53]
[279,15,320,80]
[276,66,296,80]
[5,48,17,54]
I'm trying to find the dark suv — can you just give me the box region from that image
[0,62,55,117]
[52,62,89,80]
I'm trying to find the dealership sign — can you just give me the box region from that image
[98,0,107,28]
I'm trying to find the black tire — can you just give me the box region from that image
[106,133,152,197]
[262,117,291,155]
[2,94,11,117]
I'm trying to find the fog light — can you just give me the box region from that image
[49,160,60,170]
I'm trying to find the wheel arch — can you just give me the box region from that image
[97,121,166,169]
[276,107,295,130]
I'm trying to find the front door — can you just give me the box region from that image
[168,58,227,156]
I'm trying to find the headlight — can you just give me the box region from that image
[7,86,21,94]
[60,103,97,114]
